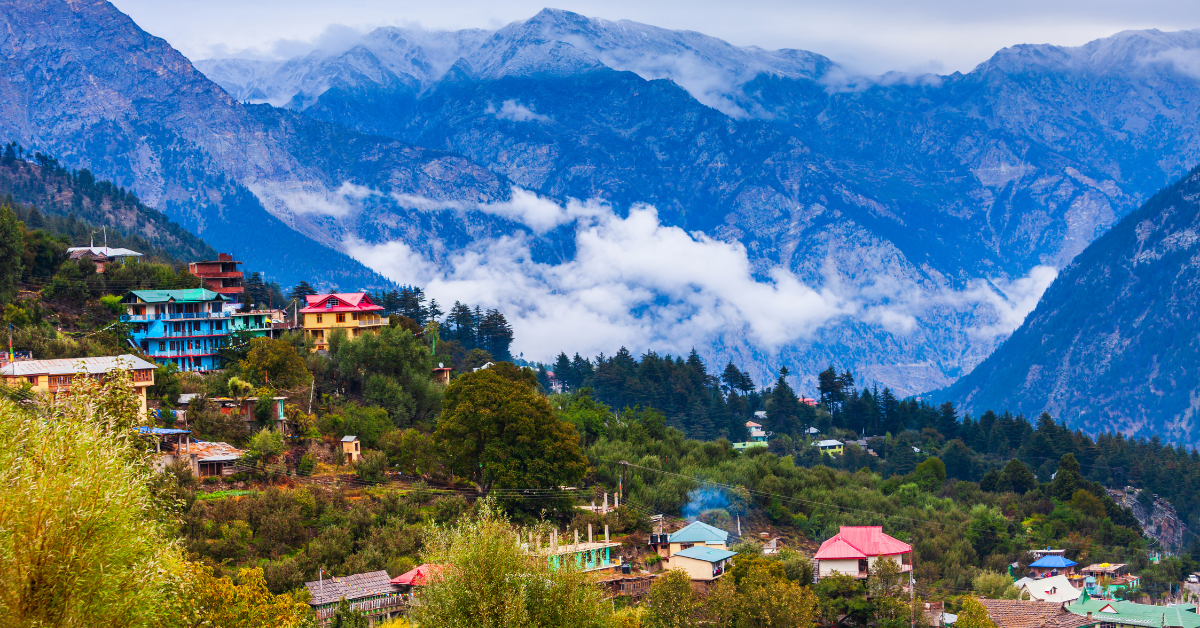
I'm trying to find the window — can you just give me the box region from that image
[316,314,323,324]
[859,559,869,573]
[133,305,145,315]
[214,321,222,331]
[173,322,182,332]
[26,376,37,384]
[336,313,346,323]
[158,342,165,351]
[211,303,220,313]
[328,297,340,307]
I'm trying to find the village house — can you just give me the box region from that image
[814,439,844,455]
[649,521,729,562]
[1068,595,1200,628]
[813,526,912,580]
[342,435,362,463]
[230,310,291,339]
[66,245,143,273]
[304,570,406,626]
[1078,563,1139,597]
[389,564,441,594]
[1030,555,1079,579]
[123,288,231,372]
[188,253,244,310]
[670,546,736,582]
[175,393,287,431]
[732,420,770,451]
[0,354,156,415]
[300,292,389,352]
[1020,574,1081,603]
[981,599,1099,628]
[534,525,623,575]
[138,426,246,477]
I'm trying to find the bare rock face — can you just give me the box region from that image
[1107,488,1191,549]
[945,166,1200,447]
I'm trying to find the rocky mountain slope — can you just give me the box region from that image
[197,12,1200,391]
[1108,488,1191,549]
[0,0,521,290]
[942,164,1200,447]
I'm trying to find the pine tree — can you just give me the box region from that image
[288,281,317,302]
[477,309,514,362]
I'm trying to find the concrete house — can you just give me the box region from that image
[813,526,912,580]
[651,521,729,561]
[0,354,156,416]
[300,293,389,352]
[671,546,736,582]
[342,435,361,463]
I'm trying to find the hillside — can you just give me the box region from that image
[940,163,1200,447]
[0,147,214,264]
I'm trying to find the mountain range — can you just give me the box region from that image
[942,163,1200,447]
[4,1,1200,402]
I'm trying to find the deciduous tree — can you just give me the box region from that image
[434,363,588,497]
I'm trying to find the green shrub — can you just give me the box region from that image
[356,450,390,484]
[99,294,123,315]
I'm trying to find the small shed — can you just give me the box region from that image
[341,435,361,463]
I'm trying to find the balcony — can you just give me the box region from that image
[123,311,230,322]
[359,317,389,327]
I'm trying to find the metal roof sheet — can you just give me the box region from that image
[1030,555,1078,568]
[299,292,384,313]
[390,564,442,586]
[341,435,359,442]
[674,546,736,562]
[668,521,729,544]
[304,570,396,606]
[127,288,228,303]
[137,426,192,435]
[815,526,911,560]
[0,354,156,377]
[814,536,868,560]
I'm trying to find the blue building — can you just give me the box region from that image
[122,289,231,372]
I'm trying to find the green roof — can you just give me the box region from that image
[1069,598,1200,628]
[674,546,736,562]
[127,289,228,303]
[669,521,730,544]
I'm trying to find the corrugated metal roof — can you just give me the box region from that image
[127,288,227,303]
[67,246,142,257]
[304,570,396,606]
[300,292,384,313]
[137,426,191,435]
[391,564,443,586]
[814,526,911,560]
[1030,555,1078,568]
[674,546,736,562]
[1069,598,1200,628]
[0,354,156,377]
[668,521,729,544]
[341,435,359,442]
[814,536,868,560]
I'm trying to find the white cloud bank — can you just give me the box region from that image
[343,192,1057,363]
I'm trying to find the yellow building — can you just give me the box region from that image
[300,293,390,351]
[814,439,844,455]
[0,354,157,416]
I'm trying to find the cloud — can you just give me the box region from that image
[1141,47,1200,79]
[954,265,1059,337]
[344,194,1059,363]
[489,99,551,122]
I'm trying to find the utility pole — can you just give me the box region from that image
[619,460,627,502]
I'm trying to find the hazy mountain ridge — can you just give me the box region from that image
[0,0,527,289]
[198,11,1200,392]
[941,164,1200,447]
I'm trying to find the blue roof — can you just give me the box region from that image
[674,546,736,562]
[137,426,192,435]
[669,521,729,544]
[1030,555,1078,568]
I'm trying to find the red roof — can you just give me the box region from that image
[299,292,384,314]
[814,526,911,560]
[390,564,442,586]
[746,421,762,428]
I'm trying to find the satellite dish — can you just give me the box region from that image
[439,362,444,368]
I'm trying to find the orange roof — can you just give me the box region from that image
[814,526,910,560]
[299,292,384,314]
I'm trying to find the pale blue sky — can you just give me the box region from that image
[110,0,1200,74]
